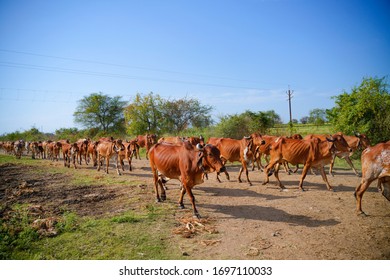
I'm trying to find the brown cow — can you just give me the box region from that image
[327,132,371,177]
[76,138,90,165]
[354,142,390,215]
[61,142,79,169]
[14,140,25,159]
[96,139,125,175]
[29,141,40,159]
[87,141,98,167]
[263,134,352,191]
[158,136,183,144]
[46,141,61,161]
[208,136,259,185]
[148,141,226,218]
[119,140,138,171]
[250,134,283,172]
[135,134,157,160]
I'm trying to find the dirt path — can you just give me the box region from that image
[1,158,390,259]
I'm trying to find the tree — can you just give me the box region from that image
[327,76,390,144]
[124,92,164,135]
[216,113,253,139]
[308,108,327,126]
[215,110,282,138]
[161,97,213,134]
[300,116,309,124]
[73,93,127,134]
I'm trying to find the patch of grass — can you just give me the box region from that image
[0,204,40,259]
[8,208,182,260]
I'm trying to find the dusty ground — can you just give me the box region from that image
[1,157,390,260]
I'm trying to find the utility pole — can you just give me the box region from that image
[286,86,294,135]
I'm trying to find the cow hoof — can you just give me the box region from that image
[193,213,201,219]
[357,211,367,217]
[179,204,185,209]
[156,198,162,203]
[328,188,335,192]
[161,195,166,201]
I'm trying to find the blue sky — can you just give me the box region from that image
[0,0,389,134]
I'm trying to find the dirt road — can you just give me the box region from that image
[1,158,390,259]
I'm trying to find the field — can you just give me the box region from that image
[1,152,390,260]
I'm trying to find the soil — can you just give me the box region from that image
[1,158,390,260]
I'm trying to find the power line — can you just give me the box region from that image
[0,49,284,86]
[0,61,274,91]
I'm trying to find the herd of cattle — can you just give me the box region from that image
[1,132,389,218]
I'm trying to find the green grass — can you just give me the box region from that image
[269,123,335,136]
[7,208,180,260]
[0,154,184,260]
[1,201,182,260]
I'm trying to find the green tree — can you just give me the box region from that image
[54,127,81,142]
[308,108,327,126]
[216,113,252,139]
[215,110,281,138]
[327,76,390,144]
[124,92,164,135]
[161,97,213,134]
[73,92,127,134]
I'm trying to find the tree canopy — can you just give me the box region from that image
[327,76,390,144]
[215,110,282,138]
[124,93,213,135]
[73,92,127,134]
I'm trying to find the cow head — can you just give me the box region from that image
[196,143,226,174]
[354,131,371,149]
[113,139,125,153]
[326,134,352,154]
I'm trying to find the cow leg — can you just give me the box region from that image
[243,162,252,186]
[128,157,132,171]
[298,164,311,191]
[273,163,286,190]
[354,179,373,216]
[105,157,109,174]
[216,173,222,183]
[344,156,361,177]
[115,156,122,176]
[262,159,279,185]
[182,186,200,219]
[157,179,166,201]
[377,178,383,192]
[178,187,186,209]
[73,154,77,169]
[97,155,102,171]
[283,162,292,175]
[319,166,333,191]
[328,154,337,176]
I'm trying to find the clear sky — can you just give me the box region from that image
[0,0,389,134]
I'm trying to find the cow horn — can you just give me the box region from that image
[196,143,204,151]
[244,136,251,139]
[354,131,361,137]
